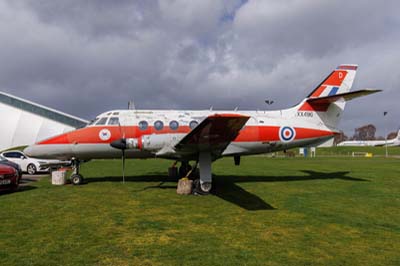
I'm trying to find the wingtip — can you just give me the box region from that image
[360,88,382,93]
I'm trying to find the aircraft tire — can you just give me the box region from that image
[71,174,84,185]
[192,179,211,195]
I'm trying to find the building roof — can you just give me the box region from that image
[0,91,88,128]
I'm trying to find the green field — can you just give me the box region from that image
[1,155,399,266]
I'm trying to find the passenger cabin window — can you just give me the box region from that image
[154,120,164,131]
[108,117,119,125]
[169,120,179,130]
[96,117,108,125]
[138,121,148,130]
[189,120,199,129]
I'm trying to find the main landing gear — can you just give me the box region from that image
[170,152,213,195]
[70,159,84,185]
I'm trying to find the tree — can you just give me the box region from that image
[353,124,376,140]
[387,131,398,140]
[334,131,348,145]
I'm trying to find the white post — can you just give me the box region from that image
[385,134,388,158]
[384,111,388,158]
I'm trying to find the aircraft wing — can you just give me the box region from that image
[307,89,381,105]
[174,114,250,157]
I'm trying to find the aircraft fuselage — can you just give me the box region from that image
[25,109,334,161]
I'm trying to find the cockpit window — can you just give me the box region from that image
[108,117,119,125]
[96,117,108,125]
[87,118,99,126]
[112,112,119,115]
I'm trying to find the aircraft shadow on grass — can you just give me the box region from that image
[0,185,37,196]
[0,175,43,196]
[87,170,368,211]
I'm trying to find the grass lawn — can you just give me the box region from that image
[0,155,399,266]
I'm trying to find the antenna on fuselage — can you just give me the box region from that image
[128,99,136,110]
[128,98,140,119]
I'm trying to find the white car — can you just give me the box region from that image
[0,150,69,175]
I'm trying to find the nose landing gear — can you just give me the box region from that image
[70,159,84,185]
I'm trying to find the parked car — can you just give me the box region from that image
[0,164,19,192]
[0,154,22,178]
[0,150,70,175]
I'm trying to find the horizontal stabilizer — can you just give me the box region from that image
[299,89,381,112]
[307,89,381,104]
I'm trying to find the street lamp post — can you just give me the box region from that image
[384,111,388,158]
[265,100,274,106]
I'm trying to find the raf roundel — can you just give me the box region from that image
[279,126,296,142]
[99,129,111,141]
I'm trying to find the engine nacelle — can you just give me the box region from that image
[141,134,186,151]
[125,138,139,149]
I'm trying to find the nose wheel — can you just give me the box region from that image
[70,159,84,185]
[71,174,84,185]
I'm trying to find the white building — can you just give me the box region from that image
[0,91,88,151]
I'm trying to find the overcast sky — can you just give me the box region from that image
[1,0,399,136]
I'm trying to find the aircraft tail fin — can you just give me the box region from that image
[308,64,358,97]
[299,64,358,112]
[295,64,380,129]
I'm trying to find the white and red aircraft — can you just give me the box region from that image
[338,129,400,147]
[24,64,379,194]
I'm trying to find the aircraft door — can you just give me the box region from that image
[123,114,138,140]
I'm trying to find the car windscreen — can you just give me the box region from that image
[3,152,23,158]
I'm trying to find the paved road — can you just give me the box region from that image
[19,174,48,186]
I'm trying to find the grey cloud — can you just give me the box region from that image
[9,0,156,38]
[0,0,399,136]
[233,1,400,61]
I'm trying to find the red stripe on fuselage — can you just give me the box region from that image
[38,125,334,145]
[293,127,333,139]
[236,126,333,142]
[38,125,192,145]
